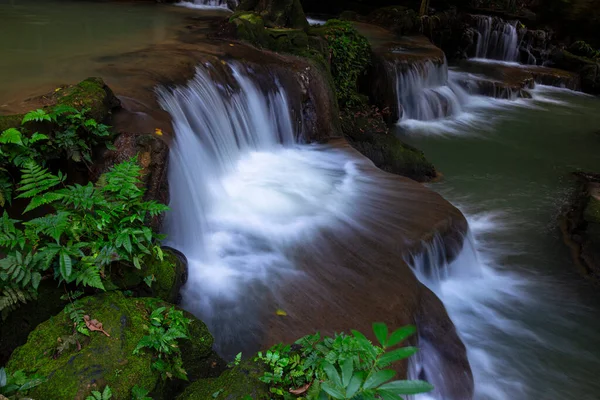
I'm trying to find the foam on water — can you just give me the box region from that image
[176,0,233,10]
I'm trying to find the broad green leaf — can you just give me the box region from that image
[133,255,141,270]
[375,389,401,400]
[29,132,49,144]
[341,358,353,387]
[321,382,345,399]
[387,325,416,347]
[102,385,112,399]
[363,369,395,390]
[0,128,23,145]
[351,329,369,342]
[377,347,418,367]
[323,362,342,388]
[373,322,389,347]
[31,272,42,290]
[345,372,363,398]
[378,379,434,395]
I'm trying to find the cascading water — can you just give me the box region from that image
[177,0,236,10]
[473,16,520,62]
[394,58,469,122]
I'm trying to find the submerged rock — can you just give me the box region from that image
[562,172,600,284]
[7,292,220,400]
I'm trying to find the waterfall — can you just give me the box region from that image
[473,16,520,62]
[176,0,236,10]
[395,58,469,122]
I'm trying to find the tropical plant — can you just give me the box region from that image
[0,105,113,206]
[86,385,113,400]
[0,367,45,398]
[0,158,169,318]
[255,323,433,399]
[131,385,153,400]
[134,306,191,380]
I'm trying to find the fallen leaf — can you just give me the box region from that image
[155,128,163,136]
[54,88,62,92]
[275,309,287,316]
[229,43,235,47]
[289,382,312,395]
[84,315,110,337]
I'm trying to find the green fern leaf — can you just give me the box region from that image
[0,128,23,145]
[16,162,64,198]
[22,109,51,123]
[28,132,49,144]
[59,250,72,279]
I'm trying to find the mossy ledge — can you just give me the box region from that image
[7,291,219,400]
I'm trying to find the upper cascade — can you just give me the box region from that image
[395,58,469,122]
[473,15,520,62]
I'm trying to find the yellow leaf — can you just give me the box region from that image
[275,309,287,316]
[54,88,62,92]
[221,60,227,65]
[229,43,235,47]
[155,128,163,136]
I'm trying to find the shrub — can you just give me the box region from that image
[255,323,433,399]
[0,158,168,319]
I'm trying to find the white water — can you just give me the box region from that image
[474,16,520,62]
[395,59,469,123]
[176,0,234,10]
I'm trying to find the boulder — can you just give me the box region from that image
[550,48,600,94]
[237,0,309,29]
[7,292,220,400]
[111,248,188,304]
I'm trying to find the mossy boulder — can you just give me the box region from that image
[237,0,309,29]
[7,292,217,400]
[230,12,309,52]
[550,48,600,94]
[341,107,436,182]
[111,248,187,304]
[0,78,119,133]
[177,359,268,400]
[366,6,419,37]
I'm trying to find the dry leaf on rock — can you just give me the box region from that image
[84,315,110,337]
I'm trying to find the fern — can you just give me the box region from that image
[21,109,51,123]
[0,128,23,145]
[85,385,112,400]
[16,162,64,199]
[0,284,37,320]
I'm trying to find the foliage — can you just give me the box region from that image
[131,385,153,400]
[0,158,168,317]
[61,290,90,336]
[320,20,371,106]
[0,367,46,398]
[134,306,191,380]
[0,105,112,205]
[86,385,113,400]
[0,284,37,320]
[255,323,432,399]
[569,41,600,59]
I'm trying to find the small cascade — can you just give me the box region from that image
[177,0,236,9]
[473,15,520,62]
[394,58,469,122]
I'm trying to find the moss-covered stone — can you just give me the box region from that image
[55,77,120,122]
[112,248,187,304]
[7,292,215,400]
[550,48,600,94]
[177,359,268,400]
[366,6,419,37]
[0,114,23,131]
[341,107,436,182]
[237,0,308,29]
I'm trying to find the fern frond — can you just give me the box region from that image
[0,128,23,145]
[0,284,37,320]
[22,109,51,123]
[26,211,71,243]
[73,261,105,290]
[0,211,25,250]
[16,162,64,199]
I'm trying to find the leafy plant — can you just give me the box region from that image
[0,367,45,398]
[134,306,191,380]
[0,105,113,205]
[86,385,112,400]
[255,323,433,399]
[320,20,371,106]
[61,290,90,336]
[131,385,153,400]
[0,158,169,317]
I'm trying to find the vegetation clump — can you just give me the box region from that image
[0,158,168,319]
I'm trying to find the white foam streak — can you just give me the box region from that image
[176,0,233,10]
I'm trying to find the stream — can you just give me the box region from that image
[2,1,600,399]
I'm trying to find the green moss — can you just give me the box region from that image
[7,292,214,400]
[341,107,436,182]
[0,114,23,132]
[177,360,268,400]
[584,195,600,224]
[7,292,158,400]
[55,77,117,122]
[112,249,186,304]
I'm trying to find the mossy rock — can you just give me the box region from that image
[366,6,419,37]
[341,107,436,182]
[0,114,24,132]
[111,248,188,304]
[0,280,68,365]
[177,359,268,400]
[238,0,309,29]
[7,292,216,400]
